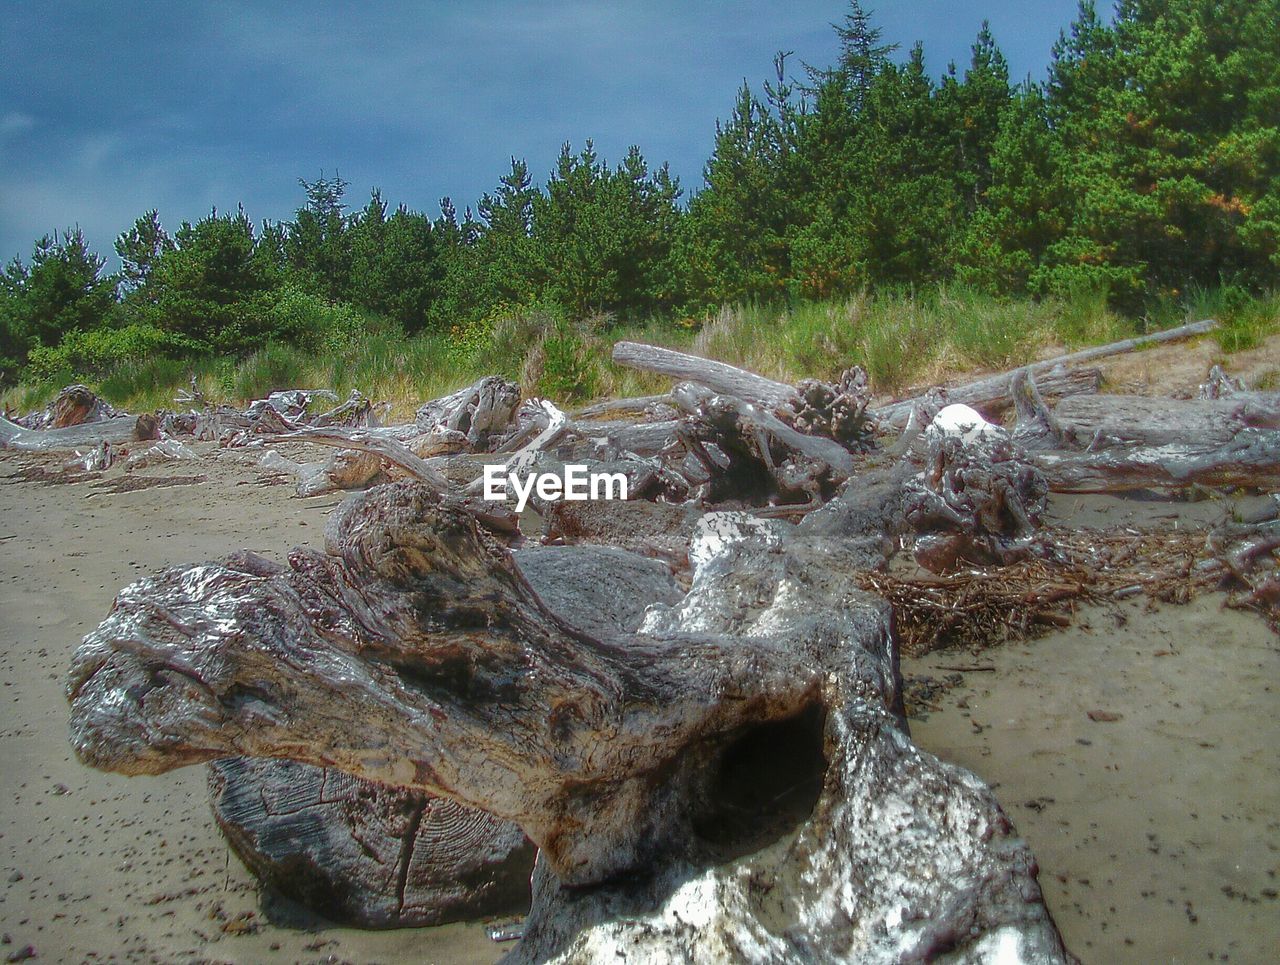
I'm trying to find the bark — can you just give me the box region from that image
[65,480,1069,961]
[16,384,120,429]
[209,757,535,927]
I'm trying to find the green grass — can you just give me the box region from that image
[3,286,1274,418]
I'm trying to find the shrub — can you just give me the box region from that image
[261,285,371,353]
[24,324,200,384]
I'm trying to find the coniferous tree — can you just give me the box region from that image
[286,171,352,300]
[6,229,115,350]
[686,82,793,306]
[115,210,174,293]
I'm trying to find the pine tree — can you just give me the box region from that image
[687,82,792,306]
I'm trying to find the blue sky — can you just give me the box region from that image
[1,1,1087,267]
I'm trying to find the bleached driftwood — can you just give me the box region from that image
[415,376,521,449]
[0,413,159,451]
[123,438,200,472]
[572,393,673,421]
[612,343,877,449]
[259,447,384,497]
[876,317,1217,427]
[904,405,1049,572]
[1019,392,1280,493]
[463,400,571,496]
[1043,393,1280,449]
[876,365,1103,428]
[275,427,451,491]
[66,481,1068,961]
[612,342,798,410]
[1031,433,1280,493]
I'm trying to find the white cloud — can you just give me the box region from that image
[0,112,36,137]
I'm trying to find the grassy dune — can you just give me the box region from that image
[4,287,1277,420]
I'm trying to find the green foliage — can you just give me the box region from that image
[4,0,1278,398]
[530,321,602,402]
[230,343,315,400]
[24,323,199,384]
[1041,0,1280,310]
[1187,285,1280,352]
[685,81,794,307]
[1,229,115,371]
[135,208,282,353]
[261,284,371,353]
[533,142,685,321]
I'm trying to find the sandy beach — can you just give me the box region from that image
[0,440,1276,963]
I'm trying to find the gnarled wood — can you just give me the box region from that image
[66,480,1068,961]
[414,376,521,449]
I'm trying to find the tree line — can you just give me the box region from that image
[1,0,1276,384]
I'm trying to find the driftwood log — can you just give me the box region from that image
[1017,391,1280,493]
[875,317,1215,427]
[0,412,159,451]
[56,337,1275,961]
[208,543,687,928]
[415,376,522,448]
[209,758,535,927]
[66,476,1069,961]
[15,383,119,429]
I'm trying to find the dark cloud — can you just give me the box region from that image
[1,0,1080,265]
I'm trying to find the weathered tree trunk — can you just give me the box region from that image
[612,342,798,410]
[1032,432,1280,492]
[414,376,521,448]
[1044,393,1280,448]
[16,384,120,429]
[208,543,687,929]
[1019,392,1280,493]
[876,365,1103,428]
[258,448,384,498]
[66,479,1069,961]
[209,757,535,927]
[0,413,159,451]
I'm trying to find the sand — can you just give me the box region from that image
[0,442,1276,963]
[0,446,502,964]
